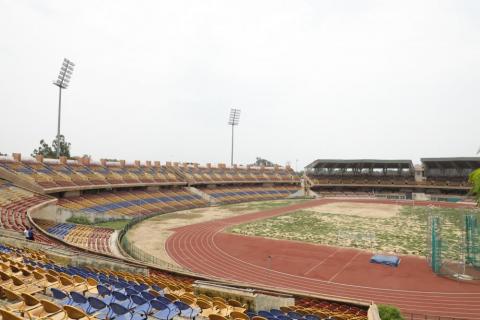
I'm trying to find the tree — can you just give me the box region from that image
[31,139,54,158]
[31,135,71,159]
[252,157,276,167]
[469,168,480,205]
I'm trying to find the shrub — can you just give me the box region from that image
[66,215,92,225]
[378,305,404,320]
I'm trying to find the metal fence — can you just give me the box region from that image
[426,208,480,280]
[118,211,193,273]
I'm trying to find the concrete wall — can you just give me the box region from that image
[187,187,217,204]
[32,204,126,223]
[194,281,294,312]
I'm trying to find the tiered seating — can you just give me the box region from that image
[58,188,208,218]
[424,177,470,187]
[0,244,367,320]
[295,297,368,320]
[201,185,299,204]
[0,157,185,191]
[176,164,299,185]
[317,191,374,198]
[34,220,114,254]
[0,181,55,244]
[309,175,415,186]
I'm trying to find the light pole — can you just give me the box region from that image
[53,58,75,158]
[228,108,241,166]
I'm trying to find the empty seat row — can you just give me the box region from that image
[33,220,114,254]
[0,185,53,238]
[0,159,184,191]
[0,244,366,320]
[177,166,299,185]
[201,185,299,204]
[58,188,208,218]
[1,158,300,191]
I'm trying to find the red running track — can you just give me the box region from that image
[165,198,480,319]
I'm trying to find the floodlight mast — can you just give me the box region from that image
[52,58,75,158]
[228,108,241,166]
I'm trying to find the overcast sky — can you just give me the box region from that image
[0,0,479,169]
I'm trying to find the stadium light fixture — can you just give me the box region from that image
[228,108,241,166]
[53,58,75,157]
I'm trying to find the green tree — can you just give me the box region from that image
[31,135,71,159]
[469,168,480,205]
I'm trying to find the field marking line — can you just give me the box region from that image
[303,247,343,276]
[328,250,363,282]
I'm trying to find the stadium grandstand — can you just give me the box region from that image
[0,154,298,194]
[0,153,377,320]
[0,244,370,320]
[420,157,480,187]
[306,158,479,201]
[0,151,479,319]
[0,153,301,255]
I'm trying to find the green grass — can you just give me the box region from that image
[91,220,130,230]
[66,216,93,225]
[66,216,129,230]
[229,205,478,260]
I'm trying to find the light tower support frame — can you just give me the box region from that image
[53,58,75,158]
[228,108,241,166]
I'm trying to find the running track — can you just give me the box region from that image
[165,199,480,319]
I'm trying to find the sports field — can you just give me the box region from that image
[229,202,478,259]
[126,199,307,266]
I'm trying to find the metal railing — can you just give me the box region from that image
[117,210,193,273]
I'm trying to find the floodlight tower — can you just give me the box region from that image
[228,108,241,166]
[53,58,75,157]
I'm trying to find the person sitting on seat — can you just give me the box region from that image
[27,227,35,241]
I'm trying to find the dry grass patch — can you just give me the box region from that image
[229,203,477,259]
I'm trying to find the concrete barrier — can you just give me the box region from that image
[193,280,295,312]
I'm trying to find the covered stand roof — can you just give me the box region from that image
[421,157,480,169]
[305,159,414,170]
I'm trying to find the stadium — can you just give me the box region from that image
[0,153,478,320]
[1,2,480,320]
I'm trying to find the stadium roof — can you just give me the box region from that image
[305,159,414,170]
[421,157,480,169]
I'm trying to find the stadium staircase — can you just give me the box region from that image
[187,186,218,205]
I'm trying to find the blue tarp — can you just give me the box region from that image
[370,254,400,267]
